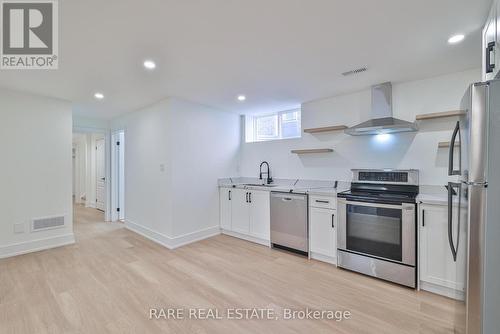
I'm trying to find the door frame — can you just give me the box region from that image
[95,137,106,211]
[111,130,125,222]
[73,126,112,222]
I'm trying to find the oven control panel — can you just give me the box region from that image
[352,169,419,185]
[358,171,408,183]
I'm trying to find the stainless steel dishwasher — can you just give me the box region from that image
[270,192,308,255]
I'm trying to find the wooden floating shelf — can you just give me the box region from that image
[415,110,466,121]
[438,142,461,148]
[291,148,334,154]
[303,125,348,133]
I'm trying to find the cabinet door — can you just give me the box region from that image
[483,6,497,80]
[219,188,232,230]
[309,207,336,258]
[249,190,270,241]
[496,0,500,76]
[231,188,250,234]
[419,204,467,292]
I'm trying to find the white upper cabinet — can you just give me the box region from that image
[231,188,250,234]
[309,206,336,261]
[249,190,271,241]
[419,203,467,299]
[219,188,232,230]
[483,2,498,80]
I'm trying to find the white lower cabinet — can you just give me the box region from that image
[419,203,467,299]
[309,196,337,264]
[231,189,250,234]
[219,187,270,245]
[249,190,271,241]
[219,188,232,230]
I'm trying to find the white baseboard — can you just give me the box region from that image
[125,220,221,250]
[310,251,337,265]
[221,229,270,247]
[420,281,464,301]
[0,233,75,259]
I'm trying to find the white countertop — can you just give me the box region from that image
[218,177,348,197]
[221,177,454,203]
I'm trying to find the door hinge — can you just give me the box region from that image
[117,208,120,212]
[96,146,98,150]
[116,141,120,146]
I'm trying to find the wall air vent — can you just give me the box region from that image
[32,215,65,232]
[342,67,368,76]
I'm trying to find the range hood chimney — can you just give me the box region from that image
[344,82,418,135]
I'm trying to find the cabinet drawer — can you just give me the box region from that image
[309,195,336,210]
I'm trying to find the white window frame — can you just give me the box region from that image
[248,109,301,143]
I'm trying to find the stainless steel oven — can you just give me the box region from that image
[337,169,419,288]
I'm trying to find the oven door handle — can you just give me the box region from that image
[339,199,404,210]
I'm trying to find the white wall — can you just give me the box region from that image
[110,98,240,246]
[168,99,241,237]
[73,115,109,132]
[0,89,74,258]
[239,69,481,185]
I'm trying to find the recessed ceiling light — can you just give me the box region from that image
[143,60,156,70]
[448,34,465,44]
[94,92,104,100]
[237,95,246,101]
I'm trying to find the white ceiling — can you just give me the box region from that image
[0,0,491,119]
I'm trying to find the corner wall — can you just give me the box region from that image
[238,68,480,185]
[0,89,74,258]
[110,98,240,248]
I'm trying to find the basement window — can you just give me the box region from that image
[245,109,301,143]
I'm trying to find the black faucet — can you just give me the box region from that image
[259,161,273,184]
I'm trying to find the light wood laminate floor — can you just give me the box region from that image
[0,205,461,333]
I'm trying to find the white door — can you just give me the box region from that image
[249,190,270,241]
[310,207,336,258]
[231,188,250,234]
[117,132,125,220]
[419,204,467,294]
[96,138,106,211]
[219,188,232,230]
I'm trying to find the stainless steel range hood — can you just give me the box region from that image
[345,82,418,135]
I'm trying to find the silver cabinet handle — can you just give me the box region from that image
[422,209,425,227]
[331,214,335,228]
[315,200,329,204]
[249,192,252,203]
[228,190,231,201]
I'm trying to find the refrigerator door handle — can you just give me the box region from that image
[447,182,460,262]
[448,121,461,176]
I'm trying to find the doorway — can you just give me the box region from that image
[111,131,125,221]
[72,131,110,219]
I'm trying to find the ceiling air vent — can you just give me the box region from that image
[32,215,65,232]
[342,67,368,76]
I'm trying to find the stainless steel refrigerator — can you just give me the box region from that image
[448,80,500,333]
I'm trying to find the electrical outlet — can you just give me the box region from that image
[14,223,24,234]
